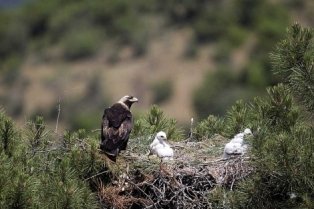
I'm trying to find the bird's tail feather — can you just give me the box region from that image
[105,152,117,162]
[99,143,117,162]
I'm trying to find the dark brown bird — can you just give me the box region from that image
[100,95,138,162]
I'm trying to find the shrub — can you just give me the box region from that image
[48,2,88,40]
[224,99,251,137]
[271,24,314,114]
[230,24,314,209]
[0,115,19,157]
[68,111,100,131]
[132,105,183,141]
[193,115,224,141]
[192,8,229,42]
[0,114,101,208]
[151,79,174,104]
[193,68,254,118]
[225,25,248,48]
[213,42,233,64]
[241,125,314,209]
[245,61,268,89]
[61,28,103,60]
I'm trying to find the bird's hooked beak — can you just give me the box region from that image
[129,97,138,103]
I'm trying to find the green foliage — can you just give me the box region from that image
[0,115,18,157]
[68,112,100,131]
[42,160,98,209]
[0,3,313,208]
[48,2,89,40]
[62,28,103,60]
[213,42,233,63]
[64,75,109,131]
[0,155,36,209]
[0,113,104,208]
[271,23,314,114]
[194,115,224,141]
[204,84,311,209]
[0,16,28,59]
[224,100,251,137]
[241,84,299,136]
[223,25,314,209]
[225,25,249,48]
[151,79,174,104]
[1,55,22,86]
[240,126,314,209]
[132,105,183,141]
[208,185,251,209]
[192,8,230,42]
[194,68,234,117]
[245,61,268,89]
[194,25,313,208]
[193,68,254,118]
[25,116,49,152]
[262,84,299,131]
[254,1,289,49]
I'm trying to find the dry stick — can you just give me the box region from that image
[55,96,61,134]
[84,170,110,181]
[190,117,194,139]
[127,180,158,209]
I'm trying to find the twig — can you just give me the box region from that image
[189,117,194,139]
[55,96,61,134]
[92,129,101,132]
[127,180,158,209]
[84,170,110,181]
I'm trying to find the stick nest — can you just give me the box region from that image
[97,135,253,209]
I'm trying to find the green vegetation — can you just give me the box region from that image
[151,79,174,104]
[193,115,224,141]
[0,0,295,65]
[0,0,313,207]
[132,105,183,141]
[199,23,314,209]
[193,68,256,117]
[0,0,312,121]
[270,24,314,114]
[0,0,153,64]
[0,114,101,208]
[61,28,103,60]
[0,104,184,208]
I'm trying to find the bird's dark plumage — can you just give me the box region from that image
[100,95,138,162]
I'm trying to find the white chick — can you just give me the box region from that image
[149,131,174,161]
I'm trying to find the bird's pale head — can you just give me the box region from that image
[118,95,138,109]
[244,128,252,135]
[156,131,167,142]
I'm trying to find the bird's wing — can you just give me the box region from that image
[149,138,160,149]
[106,104,129,128]
[101,108,132,153]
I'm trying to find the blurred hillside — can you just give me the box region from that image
[0,0,313,131]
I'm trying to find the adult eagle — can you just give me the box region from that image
[100,95,138,162]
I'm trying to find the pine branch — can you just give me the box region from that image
[270,23,314,114]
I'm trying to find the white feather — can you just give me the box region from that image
[230,134,244,144]
[150,131,174,160]
[224,142,243,154]
[244,128,252,135]
[229,128,252,144]
[223,128,252,159]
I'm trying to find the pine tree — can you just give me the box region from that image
[236,24,314,209]
[271,23,314,115]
